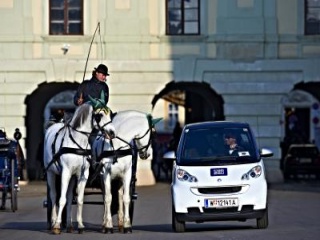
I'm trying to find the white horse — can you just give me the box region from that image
[44,102,115,234]
[92,110,161,233]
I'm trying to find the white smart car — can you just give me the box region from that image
[168,121,273,232]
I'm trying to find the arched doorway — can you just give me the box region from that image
[280,81,320,159]
[152,81,225,124]
[24,81,79,180]
[151,81,225,180]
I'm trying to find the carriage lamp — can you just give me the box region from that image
[13,128,22,141]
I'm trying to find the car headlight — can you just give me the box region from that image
[176,169,198,182]
[241,165,262,180]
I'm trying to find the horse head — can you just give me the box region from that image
[92,107,116,139]
[134,114,162,160]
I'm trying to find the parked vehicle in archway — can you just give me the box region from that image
[280,144,320,180]
[0,127,24,211]
[166,121,273,233]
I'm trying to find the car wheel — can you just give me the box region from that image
[257,208,268,229]
[172,205,185,233]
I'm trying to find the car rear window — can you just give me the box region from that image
[289,147,319,157]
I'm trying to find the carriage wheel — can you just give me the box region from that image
[10,187,18,212]
[1,188,7,210]
[10,158,18,212]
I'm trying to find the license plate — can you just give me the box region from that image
[210,168,227,176]
[299,158,312,163]
[205,198,239,208]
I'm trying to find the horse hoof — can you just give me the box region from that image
[124,227,132,234]
[0,206,5,210]
[51,228,61,235]
[102,227,113,234]
[66,226,74,233]
[78,228,84,234]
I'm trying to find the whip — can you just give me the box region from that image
[82,22,101,82]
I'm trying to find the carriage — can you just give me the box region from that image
[0,127,23,212]
[42,100,160,234]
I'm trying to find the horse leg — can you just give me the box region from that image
[122,171,132,233]
[46,172,58,231]
[52,171,71,234]
[65,176,76,233]
[76,166,89,234]
[118,184,124,232]
[102,173,113,233]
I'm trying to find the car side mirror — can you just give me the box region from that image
[163,150,176,160]
[260,148,273,158]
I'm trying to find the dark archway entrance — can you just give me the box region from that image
[152,81,225,124]
[281,81,320,159]
[24,81,79,180]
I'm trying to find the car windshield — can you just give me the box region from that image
[179,127,258,166]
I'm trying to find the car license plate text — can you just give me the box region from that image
[210,168,227,176]
[205,198,238,208]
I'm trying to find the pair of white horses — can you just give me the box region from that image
[43,97,160,234]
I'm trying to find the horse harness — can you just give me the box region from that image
[89,114,155,182]
[96,114,154,163]
[45,108,112,172]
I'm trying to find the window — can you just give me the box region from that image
[166,0,200,35]
[305,0,320,35]
[49,0,83,35]
[168,103,179,128]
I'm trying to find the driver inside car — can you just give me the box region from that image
[224,133,245,156]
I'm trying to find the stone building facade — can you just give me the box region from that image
[1,0,320,180]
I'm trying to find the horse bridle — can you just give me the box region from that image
[91,107,116,139]
[132,127,153,155]
[115,118,154,158]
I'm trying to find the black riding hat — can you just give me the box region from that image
[95,64,110,76]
